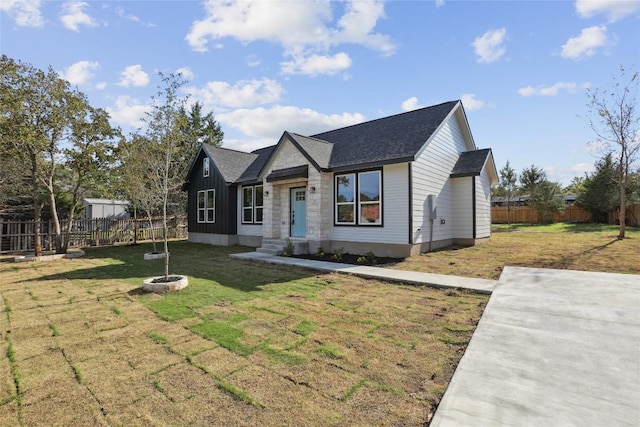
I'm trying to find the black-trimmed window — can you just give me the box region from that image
[197,189,215,223]
[203,157,210,177]
[335,170,382,225]
[242,185,263,224]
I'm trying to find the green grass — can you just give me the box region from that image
[493,222,640,234]
[189,318,253,356]
[49,323,60,337]
[317,344,345,359]
[71,364,84,385]
[110,307,122,316]
[341,378,367,401]
[146,331,168,344]
[260,344,306,365]
[217,380,263,408]
[293,320,316,336]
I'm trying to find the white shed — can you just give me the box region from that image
[82,199,130,219]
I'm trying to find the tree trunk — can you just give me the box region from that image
[619,181,626,239]
[163,201,169,281]
[46,179,63,253]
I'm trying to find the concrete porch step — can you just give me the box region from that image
[258,238,309,256]
[256,247,282,256]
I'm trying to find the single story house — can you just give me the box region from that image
[182,100,498,257]
[82,198,130,219]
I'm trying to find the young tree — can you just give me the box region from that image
[532,181,565,223]
[137,73,191,281]
[118,134,163,252]
[586,65,640,238]
[499,161,518,224]
[519,165,546,224]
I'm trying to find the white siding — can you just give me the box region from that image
[236,186,262,237]
[452,177,473,239]
[475,168,492,238]
[330,163,409,244]
[411,114,469,244]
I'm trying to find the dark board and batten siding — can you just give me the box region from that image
[187,151,237,235]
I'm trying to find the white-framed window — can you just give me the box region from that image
[335,173,356,224]
[335,170,382,226]
[255,185,263,224]
[203,157,210,177]
[242,187,253,223]
[242,185,264,224]
[197,189,215,223]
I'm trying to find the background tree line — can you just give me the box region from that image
[495,66,639,239]
[0,55,223,255]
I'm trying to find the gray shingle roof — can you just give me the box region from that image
[312,100,459,169]
[287,132,333,170]
[450,148,492,178]
[237,145,276,184]
[203,144,258,183]
[188,100,471,186]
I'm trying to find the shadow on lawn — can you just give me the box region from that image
[24,241,315,294]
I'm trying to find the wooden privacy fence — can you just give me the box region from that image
[492,206,592,224]
[0,216,187,254]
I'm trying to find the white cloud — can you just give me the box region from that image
[188,78,283,109]
[60,1,98,32]
[60,60,99,86]
[472,28,507,63]
[218,105,365,140]
[246,55,261,67]
[95,82,107,90]
[176,67,194,81]
[571,163,595,174]
[401,97,424,112]
[575,0,639,22]
[435,0,445,7]
[281,52,352,76]
[518,82,590,97]
[115,6,154,27]
[117,65,150,87]
[460,94,488,111]
[185,0,394,76]
[106,96,151,128]
[0,0,44,27]
[561,25,609,59]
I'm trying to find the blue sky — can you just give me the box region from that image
[2,0,639,185]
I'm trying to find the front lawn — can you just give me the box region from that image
[394,223,640,279]
[0,242,486,426]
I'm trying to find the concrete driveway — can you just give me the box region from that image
[430,266,640,426]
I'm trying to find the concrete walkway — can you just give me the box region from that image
[231,252,640,426]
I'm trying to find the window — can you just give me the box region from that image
[242,187,253,223]
[242,185,264,224]
[255,185,263,224]
[335,170,382,225]
[358,171,381,225]
[203,157,210,177]
[336,174,355,224]
[197,189,215,223]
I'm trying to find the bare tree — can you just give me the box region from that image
[586,65,640,238]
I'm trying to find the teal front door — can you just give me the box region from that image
[291,188,307,238]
